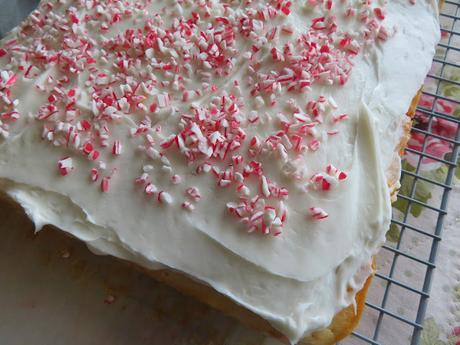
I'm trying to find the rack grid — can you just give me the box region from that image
[342,1,460,344]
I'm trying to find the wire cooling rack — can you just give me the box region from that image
[341,1,460,344]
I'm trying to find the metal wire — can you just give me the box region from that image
[340,1,460,344]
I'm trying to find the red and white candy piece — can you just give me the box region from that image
[186,186,201,201]
[144,183,158,196]
[135,173,150,185]
[112,140,122,155]
[309,207,329,221]
[158,191,173,204]
[90,168,99,182]
[101,176,111,193]
[326,164,348,181]
[57,157,73,176]
[171,174,182,185]
[310,164,348,191]
[181,201,195,211]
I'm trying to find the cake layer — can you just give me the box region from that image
[0,0,439,343]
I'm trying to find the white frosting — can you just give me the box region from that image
[0,0,439,343]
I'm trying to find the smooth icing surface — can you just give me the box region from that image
[0,0,439,343]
